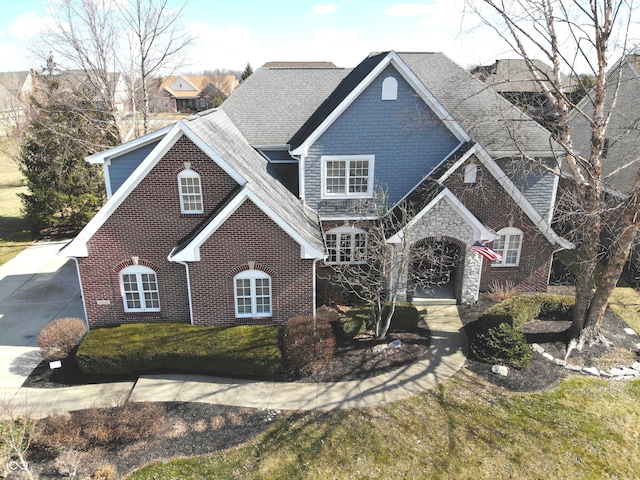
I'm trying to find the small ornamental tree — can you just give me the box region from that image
[325,188,457,339]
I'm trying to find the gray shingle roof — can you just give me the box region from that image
[397,52,559,156]
[183,109,324,254]
[220,66,350,146]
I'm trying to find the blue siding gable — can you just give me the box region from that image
[108,140,162,195]
[303,65,461,214]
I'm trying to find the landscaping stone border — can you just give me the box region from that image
[530,329,640,380]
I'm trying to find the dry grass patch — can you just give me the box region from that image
[608,287,640,334]
[0,138,32,265]
[127,371,640,479]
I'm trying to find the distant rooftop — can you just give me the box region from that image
[261,61,337,68]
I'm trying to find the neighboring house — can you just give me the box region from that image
[57,69,130,114]
[155,75,239,113]
[0,70,35,136]
[570,54,640,196]
[471,59,574,130]
[63,51,571,329]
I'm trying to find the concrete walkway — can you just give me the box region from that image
[1,243,467,418]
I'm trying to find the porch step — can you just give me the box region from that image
[412,297,457,306]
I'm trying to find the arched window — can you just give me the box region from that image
[120,265,160,312]
[234,270,272,318]
[325,226,367,264]
[178,169,203,214]
[492,227,523,266]
[381,76,398,100]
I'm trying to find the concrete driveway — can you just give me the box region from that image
[0,241,84,398]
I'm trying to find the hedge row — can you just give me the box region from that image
[76,323,283,378]
[466,294,575,369]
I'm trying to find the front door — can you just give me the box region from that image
[411,240,460,299]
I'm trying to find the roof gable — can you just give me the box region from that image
[62,119,247,257]
[63,109,324,261]
[387,187,496,244]
[290,51,469,154]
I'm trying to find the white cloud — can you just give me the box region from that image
[8,12,48,39]
[313,4,338,15]
[384,4,435,17]
[187,22,256,71]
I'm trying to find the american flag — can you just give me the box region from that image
[469,241,502,262]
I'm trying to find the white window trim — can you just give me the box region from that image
[234,270,272,318]
[491,227,523,267]
[178,169,204,214]
[321,155,375,199]
[120,265,160,312]
[324,226,367,265]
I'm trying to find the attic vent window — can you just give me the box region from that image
[381,77,398,101]
[464,163,478,184]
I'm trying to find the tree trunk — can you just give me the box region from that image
[378,299,396,339]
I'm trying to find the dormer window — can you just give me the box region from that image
[382,76,398,100]
[178,168,203,214]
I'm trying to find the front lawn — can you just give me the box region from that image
[127,372,640,479]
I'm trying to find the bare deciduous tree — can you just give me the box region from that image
[466,0,640,355]
[119,0,194,135]
[324,189,458,339]
[36,0,125,142]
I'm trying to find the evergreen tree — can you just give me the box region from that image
[18,64,119,234]
[241,62,253,81]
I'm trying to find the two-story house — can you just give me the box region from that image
[62,51,572,329]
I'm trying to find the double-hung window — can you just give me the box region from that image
[178,169,203,214]
[325,226,367,264]
[234,270,272,318]
[120,265,160,312]
[322,155,374,198]
[492,227,523,266]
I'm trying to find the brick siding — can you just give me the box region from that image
[79,135,238,328]
[189,199,315,325]
[443,156,554,293]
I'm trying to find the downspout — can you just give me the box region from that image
[176,261,195,325]
[70,257,90,332]
[312,257,322,323]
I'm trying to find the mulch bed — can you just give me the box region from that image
[458,295,640,392]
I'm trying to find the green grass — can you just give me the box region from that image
[608,287,640,333]
[77,323,283,377]
[127,373,640,479]
[0,138,33,265]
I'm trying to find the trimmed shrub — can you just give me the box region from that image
[91,465,117,480]
[471,323,532,369]
[75,323,283,378]
[466,293,575,369]
[37,402,165,451]
[336,303,423,338]
[38,317,87,362]
[283,312,337,377]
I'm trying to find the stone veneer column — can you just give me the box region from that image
[461,250,482,304]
